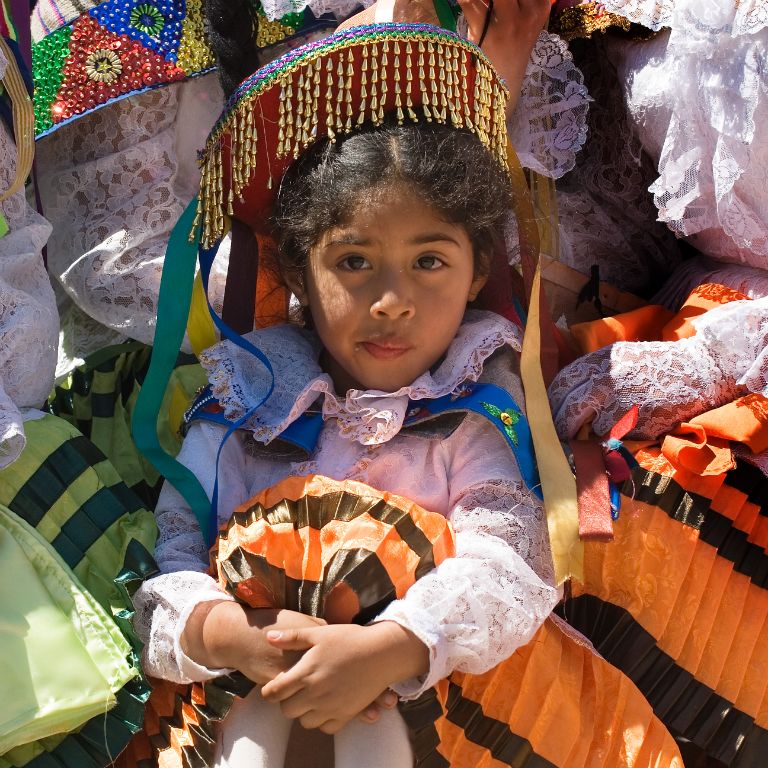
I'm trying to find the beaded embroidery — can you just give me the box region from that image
[32,0,320,137]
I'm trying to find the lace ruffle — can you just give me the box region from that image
[604,2,768,265]
[600,0,767,34]
[200,311,522,446]
[507,30,590,180]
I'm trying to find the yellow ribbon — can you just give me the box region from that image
[507,141,582,585]
[187,271,218,357]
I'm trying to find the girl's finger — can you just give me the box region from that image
[266,628,315,650]
[374,689,398,709]
[357,705,381,723]
[261,670,306,701]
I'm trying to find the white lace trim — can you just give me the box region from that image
[549,298,768,440]
[200,310,522,446]
[600,0,767,34]
[507,31,590,180]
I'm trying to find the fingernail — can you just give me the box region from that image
[267,630,282,640]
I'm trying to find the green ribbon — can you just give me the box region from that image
[432,0,459,32]
[131,199,213,541]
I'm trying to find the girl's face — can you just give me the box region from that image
[287,188,487,393]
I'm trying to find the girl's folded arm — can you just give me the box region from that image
[374,416,560,699]
[132,421,247,683]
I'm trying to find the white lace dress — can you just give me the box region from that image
[132,311,559,699]
[0,48,57,468]
[601,0,768,269]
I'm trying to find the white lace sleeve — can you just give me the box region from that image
[132,421,250,683]
[549,298,768,440]
[507,30,590,179]
[0,48,57,468]
[375,417,559,699]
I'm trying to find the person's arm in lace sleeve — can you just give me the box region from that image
[131,420,246,683]
[374,414,560,699]
[549,298,768,441]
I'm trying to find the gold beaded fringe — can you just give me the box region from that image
[195,32,509,248]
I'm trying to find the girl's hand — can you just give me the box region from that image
[181,601,326,685]
[261,622,429,734]
[458,0,551,114]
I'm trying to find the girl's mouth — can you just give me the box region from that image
[360,341,412,360]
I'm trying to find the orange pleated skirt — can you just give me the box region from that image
[565,449,768,766]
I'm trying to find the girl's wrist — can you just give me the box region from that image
[368,620,430,686]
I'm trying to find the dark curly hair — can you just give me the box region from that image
[273,121,512,280]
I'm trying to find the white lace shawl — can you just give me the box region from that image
[548,298,768,441]
[602,0,768,266]
[35,75,230,374]
[0,48,57,468]
[132,314,558,695]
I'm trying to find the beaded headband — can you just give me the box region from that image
[195,23,510,249]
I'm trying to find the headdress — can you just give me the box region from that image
[195,22,510,249]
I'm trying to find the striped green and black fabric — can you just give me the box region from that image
[47,343,205,510]
[0,413,159,768]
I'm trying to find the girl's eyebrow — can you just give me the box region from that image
[326,232,461,247]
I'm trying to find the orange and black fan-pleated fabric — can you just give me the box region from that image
[214,475,456,625]
[562,447,768,767]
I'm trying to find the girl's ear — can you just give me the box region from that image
[284,270,309,306]
[468,273,488,302]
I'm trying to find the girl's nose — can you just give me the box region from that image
[370,273,415,320]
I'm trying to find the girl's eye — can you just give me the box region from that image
[338,255,370,271]
[415,254,445,270]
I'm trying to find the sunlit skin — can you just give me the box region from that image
[286,186,487,394]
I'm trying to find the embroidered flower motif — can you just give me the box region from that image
[481,402,520,445]
[130,4,166,36]
[84,49,123,83]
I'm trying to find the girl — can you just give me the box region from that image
[132,21,683,768]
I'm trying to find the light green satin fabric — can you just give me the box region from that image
[0,503,137,755]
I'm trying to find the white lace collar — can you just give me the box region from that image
[200,309,523,446]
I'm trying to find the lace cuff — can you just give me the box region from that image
[375,480,558,699]
[133,570,235,683]
[507,31,590,179]
[131,421,250,682]
[549,298,768,440]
